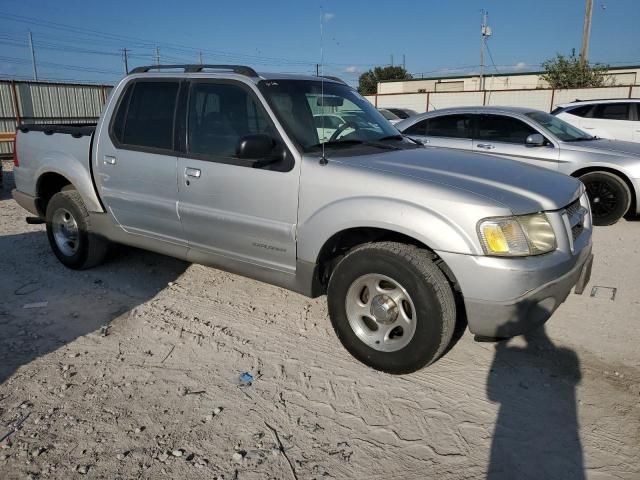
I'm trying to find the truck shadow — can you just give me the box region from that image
[0,230,188,386]
[486,320,584,479]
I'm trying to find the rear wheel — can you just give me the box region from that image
[327,242,456,374]
[580,171,631,226]
[46,190,108,269]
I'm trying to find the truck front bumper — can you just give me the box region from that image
[437,238,593,338]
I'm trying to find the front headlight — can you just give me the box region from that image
[477,213,556,256]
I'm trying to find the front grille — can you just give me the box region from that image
[572,223,584,241]
[565,199,581,218]
[564,198,587,243]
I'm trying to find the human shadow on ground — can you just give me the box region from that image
[486,322,584,480]
[0,227,188,386]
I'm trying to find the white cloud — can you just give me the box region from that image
[514,62,527,70]
[344,66,360,74]
[322,12,335,22]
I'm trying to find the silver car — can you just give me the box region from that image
[397,106,640,225]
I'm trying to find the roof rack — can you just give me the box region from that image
[571,98,640,103]
[129,64,259,77]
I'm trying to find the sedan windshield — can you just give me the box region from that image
[526,111,594,142]
[258,80,400,152]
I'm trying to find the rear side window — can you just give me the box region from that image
[592,103,631,120]
[426,114,471,138]
[476,114,537,144]
[113,81,179,150]
[403,119,427,136]
[566,105,593,117]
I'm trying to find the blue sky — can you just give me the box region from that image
[0,0,638,86]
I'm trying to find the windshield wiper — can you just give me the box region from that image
[565,136,596,142]
[377,134,423,146]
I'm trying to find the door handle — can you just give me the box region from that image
[421,138,430,144]
[477,143,495,150]
[103,155,117,165]
[582,127,595,130]
[185,167,201,178]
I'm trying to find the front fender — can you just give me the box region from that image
[36,153,103,213]
[297,196,479,263]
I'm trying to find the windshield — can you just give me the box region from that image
[525,111,594,142]
[258,80,399,151]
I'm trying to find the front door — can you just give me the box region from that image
[472,114,559,169]
[94,79,184,244]
[176,80,299,272]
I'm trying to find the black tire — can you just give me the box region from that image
[580,171,631,226]
[45,190,108,269]
[327,242,456,374]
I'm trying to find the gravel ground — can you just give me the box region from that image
[1,161,639,479]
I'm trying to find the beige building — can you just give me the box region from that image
[377,65,640,94]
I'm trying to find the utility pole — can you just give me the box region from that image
[390,54,394,66]
[316,63,319,76]
[479,10,492,91]
[580,0,593,64]
[155,47,160,66]
[28,31,38,80]
[122,48,130,74]
[402,54,406,70]
[198,51,203,64]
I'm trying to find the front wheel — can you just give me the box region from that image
[46,190,108,269]
[580,171,631,226]
[327,242,456,374]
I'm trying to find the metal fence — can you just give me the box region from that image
[0,80,113,156]
[365,84,640,115]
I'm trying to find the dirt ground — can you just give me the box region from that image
[1,161,639,480]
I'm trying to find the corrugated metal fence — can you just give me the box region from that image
[365,84,640,114]
[0,80,113,156]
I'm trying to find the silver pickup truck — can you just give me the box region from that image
[12,65,593,374]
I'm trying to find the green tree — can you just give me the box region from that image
[540,50,610,89]
[358,66,412,95]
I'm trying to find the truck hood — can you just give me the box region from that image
[341,147,582,215]
[560,138,640,157]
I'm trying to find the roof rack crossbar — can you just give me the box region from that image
[129,64,259,77]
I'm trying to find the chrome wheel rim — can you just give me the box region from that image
[345,273,417,352]
[52,208,79,257]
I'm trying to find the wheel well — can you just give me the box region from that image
[313,227,459,295]
[572,166,636,213]
[36,172,72,216]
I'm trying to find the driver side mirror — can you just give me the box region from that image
[236,134,275,159]
[525,133,545,147]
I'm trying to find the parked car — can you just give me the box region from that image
[385,107,419,120]
[552,99,640,143]
[12,65,593,374]
[377,108,402,124]
[397,106,640,225]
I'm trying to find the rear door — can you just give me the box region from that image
[402,114,473,150]
[586,102,635,141]
[94,79,185,244]
[176,79,299,272]
[472,114,559,169]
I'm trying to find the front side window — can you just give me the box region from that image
[476,114,537,144]
[426,115,471,138]
[115,81,179,150]
[593,103,631,120]
[566,105,593,117]
[187,82,276,159]
[258,80,399,152]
